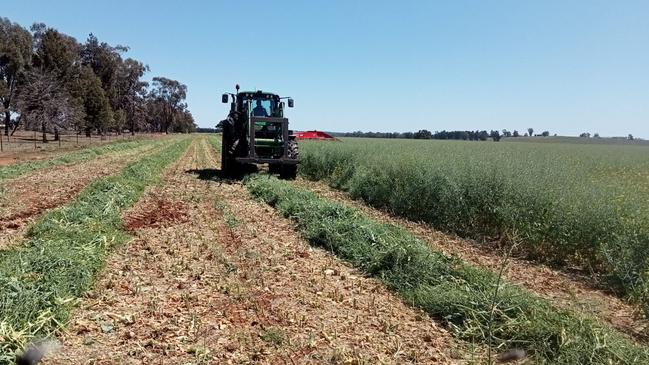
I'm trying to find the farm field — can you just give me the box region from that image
[299,138,649,312]
[0,137,170,250]
[4,3,647,364]
[1,135,648,364]
[0,131,164,166]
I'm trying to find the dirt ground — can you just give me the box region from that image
[0,142,163,251]
[45,137,467,364]
[294,179,648,343]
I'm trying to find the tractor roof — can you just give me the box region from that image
[239,90,279,99]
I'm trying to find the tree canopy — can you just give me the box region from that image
[0,17,196,139]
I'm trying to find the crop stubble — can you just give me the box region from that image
[46,137,461,364]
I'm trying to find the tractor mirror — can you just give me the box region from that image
[288,98,294,108]
[221,94,229,103]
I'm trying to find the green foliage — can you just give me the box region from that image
[0,137,163,182]
[0,17,32,134]
[149,77,193,133]
[246,175,649,364]
[298,138,649,313]
[260,328,285,346]
[3,18,196,135]
[0,138,189,363]
[75,65,113,133]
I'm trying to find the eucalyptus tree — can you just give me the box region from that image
[149,77,188,133]
[0,18,32,136]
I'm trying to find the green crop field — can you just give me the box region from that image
[299,138,649,311]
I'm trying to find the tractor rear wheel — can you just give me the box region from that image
[279,140,299,179]
[287,140,299,160]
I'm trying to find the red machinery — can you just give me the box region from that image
[292,130,337,141]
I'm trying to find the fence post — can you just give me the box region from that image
[34,131,37,149]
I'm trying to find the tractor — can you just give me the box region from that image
[219,85,299,179]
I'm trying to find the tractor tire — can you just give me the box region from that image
[287,140,299,160]
[278,140,299,179]
[221,124,233,174]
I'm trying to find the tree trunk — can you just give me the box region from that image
[10,115,21,136]
[3,110,10,136]
[130,106,136,136]
[42,121,48,143]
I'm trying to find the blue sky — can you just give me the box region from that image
[5,1,649,137]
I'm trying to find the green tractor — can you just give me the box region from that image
[219,85,299,179]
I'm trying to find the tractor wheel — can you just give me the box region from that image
[278,140,299,179]
[221,122,232,173]
[287,140,299,159]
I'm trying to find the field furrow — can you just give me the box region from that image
[45,136,461,364]
[294,179,649,342]
[247,174,649,364]
[0,138,189,364]
[0,136,166,182]
[0,141,164,250]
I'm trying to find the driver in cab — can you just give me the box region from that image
[252,100,269,117]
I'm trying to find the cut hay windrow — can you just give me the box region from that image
[298,139,649,315]
[0,138,190,363]
[0,136,166,182]
[206,133,222,152]
[245,175,649,364]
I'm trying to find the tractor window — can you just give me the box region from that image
[251,99,273,117]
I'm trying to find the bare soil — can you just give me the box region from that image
[45,137,466,364]
[0,143,162,250]
[294,179,648,342]
[123,198,188,231]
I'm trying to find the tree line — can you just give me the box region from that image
[0,17,196,142]
[332,128,550,141]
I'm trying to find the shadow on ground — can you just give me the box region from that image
[186,168,225,181]
[186,165,259,183]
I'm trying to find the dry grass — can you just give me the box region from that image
[0,142,164,250]
[0,131,162,160]
[0,138,189,363]
[45,136,463,364]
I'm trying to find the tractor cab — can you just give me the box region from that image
[236,91,289,159]
[220,87,298,178]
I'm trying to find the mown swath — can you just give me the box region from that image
[246,175,649,364]
[0,138,190,364]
